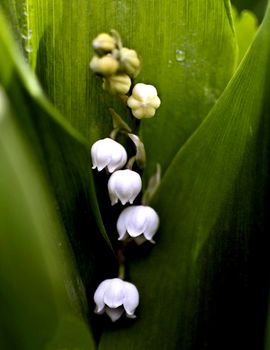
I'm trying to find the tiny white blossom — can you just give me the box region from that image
[108,169,142,205]
[94,278,139,322]
[117,205,159,244]
[91,138,127,173]
[127,83,161,119]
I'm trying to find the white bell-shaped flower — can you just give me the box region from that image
[127,83,161,119]
[94,278,139,322]
[117,205,159,244]
[108,169,142,205]
[91,138,127,173]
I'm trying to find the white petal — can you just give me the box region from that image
[108,190,119,206]
[105,306,124,322]
[104,278,125,308]
[151,95,161,108]
[132,108,146,119]
[127,96,141,109]
[116,183,131,204]
[90,142,99,169]
[91,139,110,171]
[93,279,111,313]
[123,281,139,316]
[127,173,142,203]
[96,149,111,171]
[142,206,160,240]
[132,83,157,102]
[107,142,127,172]
[116,207,133,239]
[126,206,147,237]
[108,174,119,205]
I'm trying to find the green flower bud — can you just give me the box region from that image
[89,55,119,76]
[103,74,131,95]
[120,48,141,78]
[92,33,116,55]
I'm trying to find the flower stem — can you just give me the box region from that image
[117,248,126,279]
[118,263,125,279]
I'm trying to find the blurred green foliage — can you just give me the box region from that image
[233,0,268,21]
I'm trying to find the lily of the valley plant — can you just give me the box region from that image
[90,30,161,322]
[0,1,270,349]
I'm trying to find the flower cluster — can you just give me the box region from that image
[90,31,140,96]
[90,31,161,119]
[90,31,161,322]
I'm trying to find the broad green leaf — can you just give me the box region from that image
[0,87,95,350]
[140,0,237,180]
[2,0,237,182]
[0,8,112,250]
[0,10,117,344]
[232,6,258,64]
[99,1,270,349]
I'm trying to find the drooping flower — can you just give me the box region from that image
[108,169,142,205]
[94,278,139,322]
[91,138,127,173]
[117,205,159,244]
[127,83,161,119]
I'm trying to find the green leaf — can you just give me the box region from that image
[0,9,117,345]
[0,8,112,250]
[0,87,95,350]
[140,0,238,181]
[1,0,135,143]
[99,1,270,349]
[232,6,258,64]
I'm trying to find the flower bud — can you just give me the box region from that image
[92,33,116,55]
[91,138,127,173]
[94,278,139,322]
[117,205,159,244]
[90,55,119,76]
[127,83,161,119]
[103,74,131,95]
[120,47,140,77]
[108,169,142,205]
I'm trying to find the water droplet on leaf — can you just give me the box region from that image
[175,49,186,62]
